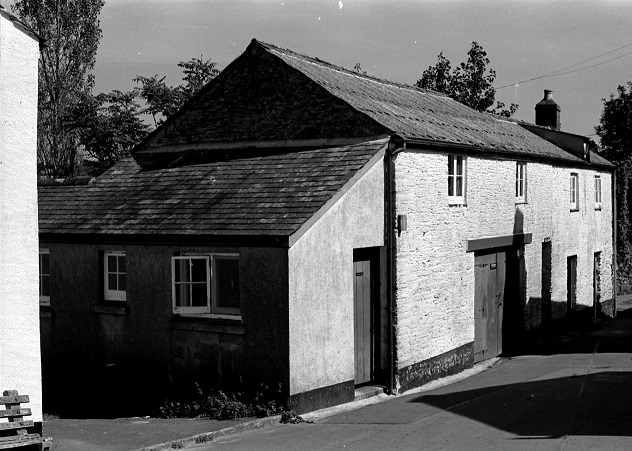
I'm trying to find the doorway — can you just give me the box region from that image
[353,248,381,386]
[567,255,577,314]
[474,250,506,362]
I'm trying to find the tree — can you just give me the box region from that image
[134,56,219,127]
[77,56,221,175]
[595,82,632,286]
[416,42,518,117]
[77,90,149,175]
[12,0,105,180]
[595,82,632,165]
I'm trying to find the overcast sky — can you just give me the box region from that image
[10,0,632,137]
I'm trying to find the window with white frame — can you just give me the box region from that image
[448,155,466,204]
[172,254,240,316]
[39,249,50,305]
[104,251,126,301]
[570,173,579,211]
[594,175,602,209]
[516,162,526,203]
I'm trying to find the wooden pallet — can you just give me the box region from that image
[0,391,47,450]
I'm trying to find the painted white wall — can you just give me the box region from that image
[288,155,385,395]
[0,12,42,422]
[394,150,613,370]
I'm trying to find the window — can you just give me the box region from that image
[516,162,526,203]
[172,254,240,316]
[39,249,50,306]
[104,251,126,301]
[570,173,579,211]
[448,155,466,204]
[594,175,602,209]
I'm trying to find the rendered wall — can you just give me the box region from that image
[394,150,613,374]
[0,14,42,422]
[287,157,385,400]
[39,242,288,415]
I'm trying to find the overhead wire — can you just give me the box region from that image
[495,42,632,90]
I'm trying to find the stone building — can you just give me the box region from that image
[38,40,615,414]
[0,4,42,427]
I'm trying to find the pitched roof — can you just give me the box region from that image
[256,40,610,166]
[39,139,387,237]
[0,4,44,44]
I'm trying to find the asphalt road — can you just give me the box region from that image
[188,310,632,451]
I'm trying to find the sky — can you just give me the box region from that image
[8,0,632,138]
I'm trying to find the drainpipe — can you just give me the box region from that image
[612,168,617,317]
[385,139,405,395]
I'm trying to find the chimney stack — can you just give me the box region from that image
[535,89,561,130]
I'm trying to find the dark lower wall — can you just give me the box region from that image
[287,380,354,415]
[396,343,474,394]
[40,242,289,416]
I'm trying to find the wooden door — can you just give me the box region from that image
[474,251,505,362]
[567,256,577,314]
[593,252,601,317]
[354,259,372,385]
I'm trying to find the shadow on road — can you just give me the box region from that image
[409,369,632,438]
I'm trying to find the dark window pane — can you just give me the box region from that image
[191,258,207,282]
[448,176,453,196]
[108,255,116,272]
[456,156,463,175]
[175,259,189,283]
[108,274,117,290]
[41,275,50,297]
[216,258,240,308]
[118,274,126,291]
[448,156,454,175]
[192,283,207,307]
[118,255,126,273]
[41,253,49,274]
[175,284,190,307]
[456,176,463,197]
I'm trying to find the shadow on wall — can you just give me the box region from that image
[506,208,604,355]
[409,370,632,438]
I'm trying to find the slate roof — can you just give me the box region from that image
[38,139,387,237]
[257,40,609,166]
[39,40,613,238]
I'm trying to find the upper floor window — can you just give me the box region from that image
[39,249,50,306]
[448,155,466,204]
[104,251,126,301]
[516,162,526,203]
[570,173,579,211]
[172,254,240,316]
[595,175,602,209]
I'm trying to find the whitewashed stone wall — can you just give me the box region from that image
[394,150,613,370]
[0,12,42,421]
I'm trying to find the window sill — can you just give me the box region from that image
[448,200,467,207]
[169,316,245,335]
[40,305,53,318]
[515,200,527,205]
[94,303,128,316]
[595,206,602,211]
[570,208,580,212]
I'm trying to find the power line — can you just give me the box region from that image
[495,42,632,90]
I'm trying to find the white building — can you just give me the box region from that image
[0,4,42,426]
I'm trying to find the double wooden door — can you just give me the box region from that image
[474,251,506,362]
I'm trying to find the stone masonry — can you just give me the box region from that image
[393,149,613,377]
